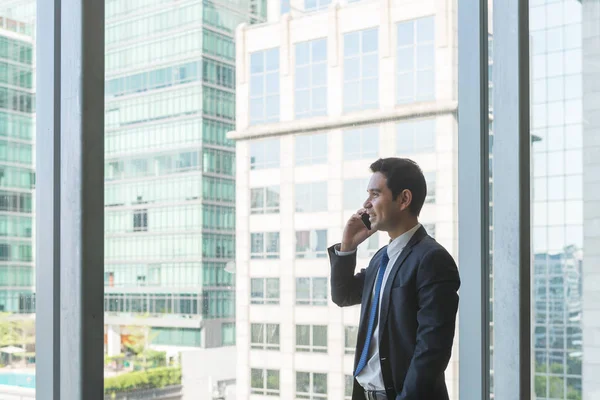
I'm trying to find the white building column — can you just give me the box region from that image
[107,325,121,357]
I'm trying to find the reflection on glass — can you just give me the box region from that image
[0,5,36,397]
[529,1,597,399]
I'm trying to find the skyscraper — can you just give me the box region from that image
[103,0,264,357]
[0,17,35,314]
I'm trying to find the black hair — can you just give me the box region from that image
[369,157,427,217]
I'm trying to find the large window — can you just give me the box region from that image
[529,2,589,399]
[250,232,280,259]
[295,182,328,212]
[250,278,280,305]
[251,186,280,214]
[295,133,328,165]
[304,0,330,11]
[296,277,328,306]
[296,372,328,399]
[295,229,328,258]
[296,325,327,353]
[344,326,358,354]
[250,48,280,125]
[343,28,379,112]
[343,126,379,160]
[251,323,280,350]
[343,178,368,210]
[251,369,280,396]
[396,119,436,154]
[295,39,327,118]
[345,375,353,400]
[397,16,435,103]
[221,322,236,346]
[424,171,436,204]
[250,138,280,170]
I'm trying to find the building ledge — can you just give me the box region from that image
[105,314,204,329]
[228,100,458,141]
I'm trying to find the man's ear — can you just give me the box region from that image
[398,189,413,212]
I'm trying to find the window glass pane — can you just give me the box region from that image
[313,325,327,348]
[528,2,594,400]
[296,325,310,346]
[296,371,310,393]
[251,323,264,344]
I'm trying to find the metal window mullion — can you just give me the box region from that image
[492,0,531,399]
[458,0,490,399]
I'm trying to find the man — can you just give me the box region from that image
[329,157,460,400]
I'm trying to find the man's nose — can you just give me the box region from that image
[363,199,372,209]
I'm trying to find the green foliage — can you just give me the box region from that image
[0,313,35,347]
[104,367,181,394]
[534,362,581,400]
[135,349,167,369]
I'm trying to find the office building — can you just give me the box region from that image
[230,0,459,398]
[103,0,264,359]
[0,18,35,314]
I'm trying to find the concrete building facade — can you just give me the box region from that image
[230,0,459,398]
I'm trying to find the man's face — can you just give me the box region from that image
[363,172,403,232]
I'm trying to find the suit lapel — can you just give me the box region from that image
[378,226,427,341]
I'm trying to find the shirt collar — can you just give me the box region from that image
[386,223,421,259]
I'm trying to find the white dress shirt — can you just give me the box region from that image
[335,224,421,390]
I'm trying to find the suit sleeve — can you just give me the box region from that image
[328,244,366,307]
[397,248,461,400]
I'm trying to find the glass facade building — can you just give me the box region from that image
[0,23,34,313]
[104,0,264,350]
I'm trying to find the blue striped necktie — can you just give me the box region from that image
[354,250,390,377]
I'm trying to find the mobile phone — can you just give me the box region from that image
[361,213,371,230]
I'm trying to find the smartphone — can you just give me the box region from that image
[361,213,371,230]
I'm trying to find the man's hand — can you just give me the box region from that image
[340,209,377,252]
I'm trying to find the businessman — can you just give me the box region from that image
[329,157,460,400]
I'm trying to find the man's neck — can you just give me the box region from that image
[388,218,420,241]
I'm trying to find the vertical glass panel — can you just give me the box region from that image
[529,1,597,400]
[0,3,37,396]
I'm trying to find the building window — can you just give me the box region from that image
[296,277,328,306]
[343,28,378,112]
[251,323,280,350]
[250,48,280,125]
[344,326,358,354]
[344,126,379,160]
[345,375,354,399]
[251,232,280,259]
[296,325,327,353]
[250,138,280,170]
[251,368,280,396]
[424,172,436,203]
[295,182,328,212]
[133,209,148,232]
[295,133,327,165]
[251,186,280,214]
[281,0,290,14]
[424,223,436,238]
[295,39,327,118]
[343,178,368,210]
[304,0,330,11]
[296,372,328,399]
[222,322,236,346]
[397,16,435,104]
[296,230,327,258]
[396,119,436,154]
[251,278,280,305]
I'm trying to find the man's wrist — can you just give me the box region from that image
[339,243,356,252]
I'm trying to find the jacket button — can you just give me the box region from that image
[381,357,387,361]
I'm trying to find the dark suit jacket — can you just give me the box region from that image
[329,226,460,400]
